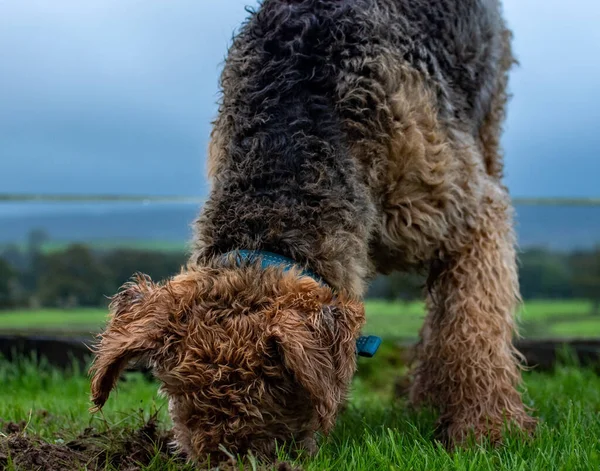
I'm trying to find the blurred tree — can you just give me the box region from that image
[1,244,27,271]
[8,242,599,308]
[0,257,16,308]
[366,272,424,303]
[366,275,393,300]
[37,244,113,308]
[18,229,51,297]
[518,248,573,300]
[388,271,424,304]
[570,248,600,315]
[27,228,49,257]
[103,249,186,290]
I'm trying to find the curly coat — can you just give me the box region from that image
[91,0,536,463]
[90,267,364,462]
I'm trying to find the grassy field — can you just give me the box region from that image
[0,300,597,339]
[0,309,107,333]
[1,357,599,470]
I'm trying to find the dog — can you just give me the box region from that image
[90,0,536,463]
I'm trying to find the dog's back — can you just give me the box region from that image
[195,0,512,294]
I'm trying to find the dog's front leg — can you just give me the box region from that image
[410,185,537,446]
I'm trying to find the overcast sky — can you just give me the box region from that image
[0,0,598,197]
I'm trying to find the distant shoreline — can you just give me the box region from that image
[1,203,599,250]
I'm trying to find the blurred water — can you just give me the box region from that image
[0,202,157,217]
[0,202,200,244]
[0,202,598,250]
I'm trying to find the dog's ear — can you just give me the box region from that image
[89,274,164,411]
[325,301,366,386]
[268,301,365,432]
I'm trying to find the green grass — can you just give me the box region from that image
[0,300,597,338]
[0,308,107,333]
[0,361,168,438]
[550,319,600,337]
[364,300,597,339]
[1,358,600,470]
[518,300,593,320]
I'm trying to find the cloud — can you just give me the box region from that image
[503,0,600,196]
[0,0,255,195]
[0,0,598,197]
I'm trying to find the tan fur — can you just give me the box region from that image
[409,183,537,444]
[334,42,536,445]
[90,267,364,463]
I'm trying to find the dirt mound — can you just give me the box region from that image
[0,417,181,471]
[0,434,88,471]
[0,417,302,470]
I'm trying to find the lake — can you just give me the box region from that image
[1,202,599,250]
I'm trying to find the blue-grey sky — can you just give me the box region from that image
[0,0,598,197]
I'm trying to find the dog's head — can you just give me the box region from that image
[89,264,364,462]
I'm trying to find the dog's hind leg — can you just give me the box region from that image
[409,182,537,445]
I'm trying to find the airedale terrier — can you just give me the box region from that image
[90,0,536,463]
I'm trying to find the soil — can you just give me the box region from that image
[0,416,301,471]
[0,416,178,471]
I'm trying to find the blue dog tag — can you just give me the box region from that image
[356,335,382,358]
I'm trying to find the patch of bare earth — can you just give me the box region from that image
[0,416,179,471]
[0,417,302,470]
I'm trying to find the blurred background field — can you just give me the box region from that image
[0,300,599,340]
[1,201,599,342]
[1,201,600,410]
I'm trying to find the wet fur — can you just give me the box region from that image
[91,0,536,464]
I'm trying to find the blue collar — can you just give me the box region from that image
[228,250,325,285]
[222,250,381,358]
